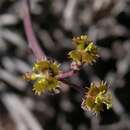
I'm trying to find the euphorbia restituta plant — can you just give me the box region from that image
[22,0,112,115]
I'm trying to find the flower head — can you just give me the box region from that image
[24,59,61,95]
[32,76,60,95]
[33,60,60,76]
[81,81,112,114]
[68,35,99,65]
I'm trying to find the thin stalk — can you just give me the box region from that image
[57,70,76,79]
[57,63,82,79]
[21,0,46,60]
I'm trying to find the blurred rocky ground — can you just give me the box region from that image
[0,0,130,130]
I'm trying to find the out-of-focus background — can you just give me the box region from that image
[0,0,130,130]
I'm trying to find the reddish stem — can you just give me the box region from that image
[21,0,46,60]
[57,62,82,79]
[57,70,76,79]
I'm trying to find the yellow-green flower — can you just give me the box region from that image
[32,76,60,95]
[68,35,99,64]
[24,59,61,95]
[33,60,60,76]
[81,81,112,114]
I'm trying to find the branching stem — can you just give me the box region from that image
[21,0,83,91]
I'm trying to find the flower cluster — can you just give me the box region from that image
[24,60,61,95]
[81,81,112,114]
[22,0,113,115]
[68,35,99,65]
[23,33,112,114]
